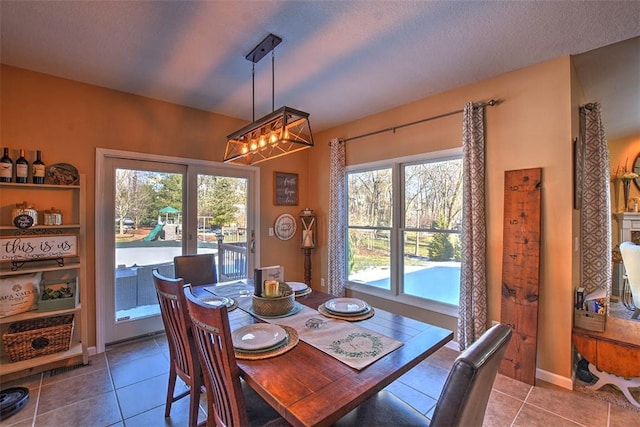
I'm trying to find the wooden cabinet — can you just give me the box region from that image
[0,177,88,381]
[573,316,640,378]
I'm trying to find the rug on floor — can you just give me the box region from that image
[574,377,640,413]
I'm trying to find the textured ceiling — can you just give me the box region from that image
[1,1,639,139]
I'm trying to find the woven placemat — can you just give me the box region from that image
[317,304,375,321]
[234,325,299,360]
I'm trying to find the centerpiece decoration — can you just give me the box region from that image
[252,281,294,317]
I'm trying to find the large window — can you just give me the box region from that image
[347,150,463,311]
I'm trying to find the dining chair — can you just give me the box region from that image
[335,323,512,426]
[428,323,512,426]
[182,284,287,427]
[174,253,218,287]
[619,241,640,319]
[152,270,204,427]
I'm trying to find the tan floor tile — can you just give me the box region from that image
[513,403,583,426]
[123,393,206,426]
[115,373,171,419]
[37,368,113,414]
[422,345,458,371]
[483,390,524,427]
[493,374,532,401]
[34,391,120,427]
[526,382,608,426]
[41,353,107,385]
[109,351,169,389]
[106,335,163,366]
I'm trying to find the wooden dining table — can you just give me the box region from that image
[195,282,454,427]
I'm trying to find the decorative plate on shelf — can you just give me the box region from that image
[47,163,79,185]
[274,213,297,240]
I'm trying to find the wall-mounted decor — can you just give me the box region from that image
[1,234,78,263]
[274,172,299,206]
[274,214,297,240]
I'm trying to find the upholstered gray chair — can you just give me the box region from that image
[174,253,218,287]
[429,323,512,426]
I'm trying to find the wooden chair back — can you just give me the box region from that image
[175,253,218,286]
[430,323,512,427]
[152,270,203,426]
[183,284,249,427]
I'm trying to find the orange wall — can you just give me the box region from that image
[0,64,312,345]
[312,56,575,380]
[3,55,581,380]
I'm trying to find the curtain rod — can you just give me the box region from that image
[342,99,499,143]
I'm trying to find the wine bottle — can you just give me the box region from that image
[32,150,46,184]
[0,147,12,182]
[15,149,29,183]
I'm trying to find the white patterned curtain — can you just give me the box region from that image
[458,102,487,350]
[579,103,611,298]
[328,138,346,296]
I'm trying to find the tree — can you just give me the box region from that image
[427,217,454,261]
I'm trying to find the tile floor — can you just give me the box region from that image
[1,334,638,427]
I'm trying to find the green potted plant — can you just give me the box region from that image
[38,278,79,312]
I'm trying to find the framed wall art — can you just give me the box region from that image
[274,172,299,206]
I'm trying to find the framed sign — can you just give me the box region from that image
[1,234,78,262]
[274,172,299,206]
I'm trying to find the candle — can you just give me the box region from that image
[302,229,313,248]
[263,280,279,298]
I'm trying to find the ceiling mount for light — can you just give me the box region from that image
[224,34,314,165]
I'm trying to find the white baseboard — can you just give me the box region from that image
[443,340,573,390]
[88,346,98,357]
[536,367,573,390]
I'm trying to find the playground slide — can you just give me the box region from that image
[143,223,164,241]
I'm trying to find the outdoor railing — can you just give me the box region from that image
[217,238,248,281]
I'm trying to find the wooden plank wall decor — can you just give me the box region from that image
[499,168,542,385]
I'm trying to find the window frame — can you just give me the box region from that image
[344,147,462,318]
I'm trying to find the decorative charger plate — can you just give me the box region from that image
[232,323,287,351]
[287,282,308,292]
[201,296,237,311]
[324,303,371,317]
[324,298,368,314]
[234,325,299,360]
[318,304,375,322]
[47,163,79,185]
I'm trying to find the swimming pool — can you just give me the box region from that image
[357,264,460,305]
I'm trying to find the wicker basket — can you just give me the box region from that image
[2,314,74,362]
[252,283,294,316]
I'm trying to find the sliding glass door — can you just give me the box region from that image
[96,150,257,347]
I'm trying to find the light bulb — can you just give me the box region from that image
[250,141,257,151]
[241,145,248,154]
[259,137,266,147]
[270,133,278,143]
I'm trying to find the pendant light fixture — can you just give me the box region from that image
[224,34,314,165]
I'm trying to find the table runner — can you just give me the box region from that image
[205,284,403,370]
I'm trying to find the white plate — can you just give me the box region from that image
[287,282,308,292]
[324,298,368,314]
[232,324,287,351]
[201,296,233,308]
